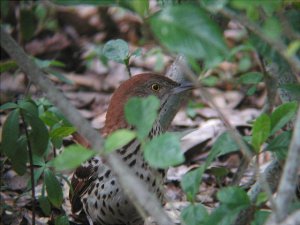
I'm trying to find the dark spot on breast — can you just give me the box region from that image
[97,217,106,225]
[124,152,133,161]
[94,201,98,209]
[101,208,106,216]
[108,206,115,215]
[105,170,111,178]
[98,176,104,181]
[129,159,136,167]
[119,148,126,155]
[111,180,115,185]
[101,184,105,189]
[133,145,140,155]
[152,180,156,187]
[140,174,144,179]
[118,209,125,216]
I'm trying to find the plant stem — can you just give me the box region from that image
[219,7,300,74]
[124,57,132,77]
[21,112,36,225]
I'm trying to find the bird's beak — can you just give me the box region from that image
[171,81,194,94]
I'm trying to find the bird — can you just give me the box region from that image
[70,73,193,225]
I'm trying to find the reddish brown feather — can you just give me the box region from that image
[69,73,186,225]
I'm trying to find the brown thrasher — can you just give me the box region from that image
[70,73,192,225]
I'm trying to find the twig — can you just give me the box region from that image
[178,61,279,220]
[178,61,254,162]
[234,159,282,225]
[219,7,300,74]
[0,28,175,225]
[20,112,36,225]
[277,209,300,225]
[266,106,300,224]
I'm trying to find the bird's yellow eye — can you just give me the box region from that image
[151,83,160,92]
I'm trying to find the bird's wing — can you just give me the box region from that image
[69,159,99,221]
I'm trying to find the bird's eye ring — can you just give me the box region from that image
[151,83,160,92]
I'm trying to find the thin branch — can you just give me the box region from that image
[0,28,175,225]
[277,209,300,225]
[21,112,36,225]
[234,160,282,225]
[177,61,279,218]
[178,61,254,162]
[219,7,300,74]
[266,106,300,224]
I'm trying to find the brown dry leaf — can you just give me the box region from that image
[25,33,70,56]
[64,73,104,91]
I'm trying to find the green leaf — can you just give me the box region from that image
[103,39,129,63]
[11,138,28,175]
[131,48,142,57]
[33,167,45,188]
[129,0,149,17]
[144,133,184,168]
[40,111,61,127]
[267,131,292,159]
[44,169,63,208]
[0,102,18,111]
[238,72,263,84]
[38,196,51,216]
[34,58,65,69]
[20,7,37,41]
[209,167,230,178]
[255,192,268,206]
[2,109,20,158]
[125,96,160,140]
[252,113,271,152]
[262,17,281,40]
[251,210,270,225]
[270,102,298,135]
[285,40,300,58]
[246,85,257,96]
[0,60,18,72]
[150,4,227,68]
[201,0,228,12]
[46,69,73,85]
[55,215,70,225]
[181,166,205,201]
[18,99,39,117]
[214,132,239,157]
[201,76,218,86]
[238,56,252,72]
[50,126,76,139]
[181,203,208,225]
[26,113,49,156]
[104,129,136,153]
[52,145,95,171]
[217,187,250,209]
